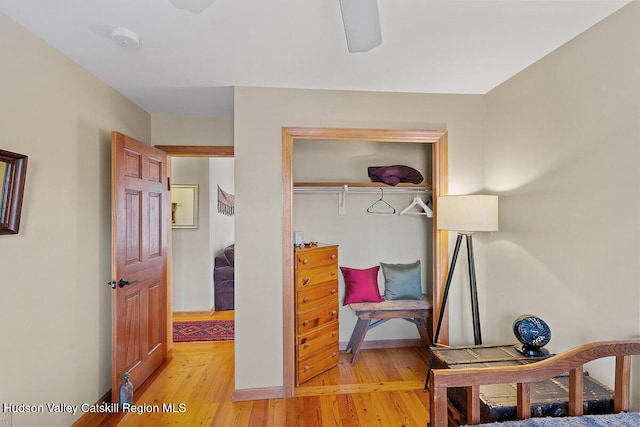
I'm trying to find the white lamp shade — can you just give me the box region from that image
[437,195,499,232]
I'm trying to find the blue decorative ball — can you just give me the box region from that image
[513,315,551,348]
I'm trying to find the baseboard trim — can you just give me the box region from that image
[232,386,285,402]
[339,338,423,351]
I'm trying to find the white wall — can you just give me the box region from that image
[169,157,235,312]
[151,115,234,311]
[0,11,150,426]
[484,2,640,408]
[171,157,212,311]
[209,158,235,259]
[293,140,432,342]
[233,87,485,390]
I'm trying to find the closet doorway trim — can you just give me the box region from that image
[282,127,449,397]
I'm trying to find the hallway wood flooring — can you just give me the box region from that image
[75,311,432,426]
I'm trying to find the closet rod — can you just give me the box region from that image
[293,184,431,215]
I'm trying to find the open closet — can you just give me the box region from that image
[281,127,449,397]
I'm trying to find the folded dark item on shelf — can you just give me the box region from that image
[367,165,424,186]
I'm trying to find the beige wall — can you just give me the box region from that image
[233,3,640,397]
[0,11,150,426]
[3,0,638,418]
[233,87,485,390]
[151,114,233,146]
[484,2,640,408]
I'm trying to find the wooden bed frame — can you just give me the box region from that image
[429,339,640,427]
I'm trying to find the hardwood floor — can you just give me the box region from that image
[76,311,432,426]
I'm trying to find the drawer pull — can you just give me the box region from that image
[304,343,309,349]
[332,352,337,357]
[331,289,336,294]
[302,277,310,285]
[303,297,310,303]
[302,259,309,264]
[303,320,309,326]
[330,271,336,276]
[331,310,337,316]
[332,331,337,336]
[304,365,310,371]
[330,254,336,260]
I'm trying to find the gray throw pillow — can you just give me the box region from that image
[380,260,422,300]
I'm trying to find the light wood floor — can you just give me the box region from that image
[76,311,433,427]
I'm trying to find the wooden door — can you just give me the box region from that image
[111,131,168,402]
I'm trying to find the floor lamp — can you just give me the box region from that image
[433,195,498,346]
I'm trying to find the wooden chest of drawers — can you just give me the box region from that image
[294,244,339,385]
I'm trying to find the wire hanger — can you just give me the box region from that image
[400,196,433,217]
[367,188,396,214]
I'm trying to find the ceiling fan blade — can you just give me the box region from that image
[168,0,217,13]
[339,0,382,53]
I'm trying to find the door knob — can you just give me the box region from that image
[119,279,139,288]
[107,281,116,289]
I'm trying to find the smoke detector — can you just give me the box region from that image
[111,27,140,49]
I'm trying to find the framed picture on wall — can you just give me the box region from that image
[171,184,198,228]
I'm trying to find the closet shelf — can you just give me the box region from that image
[293,182,432,193]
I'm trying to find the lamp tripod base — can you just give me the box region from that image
[433,232,482,346]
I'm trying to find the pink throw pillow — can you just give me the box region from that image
[340,266,383,305]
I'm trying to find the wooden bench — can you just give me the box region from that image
[427,344,613,425]
[345,295,433,365]
[429,339,640,427]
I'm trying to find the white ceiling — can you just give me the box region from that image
[0,0,630,115]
